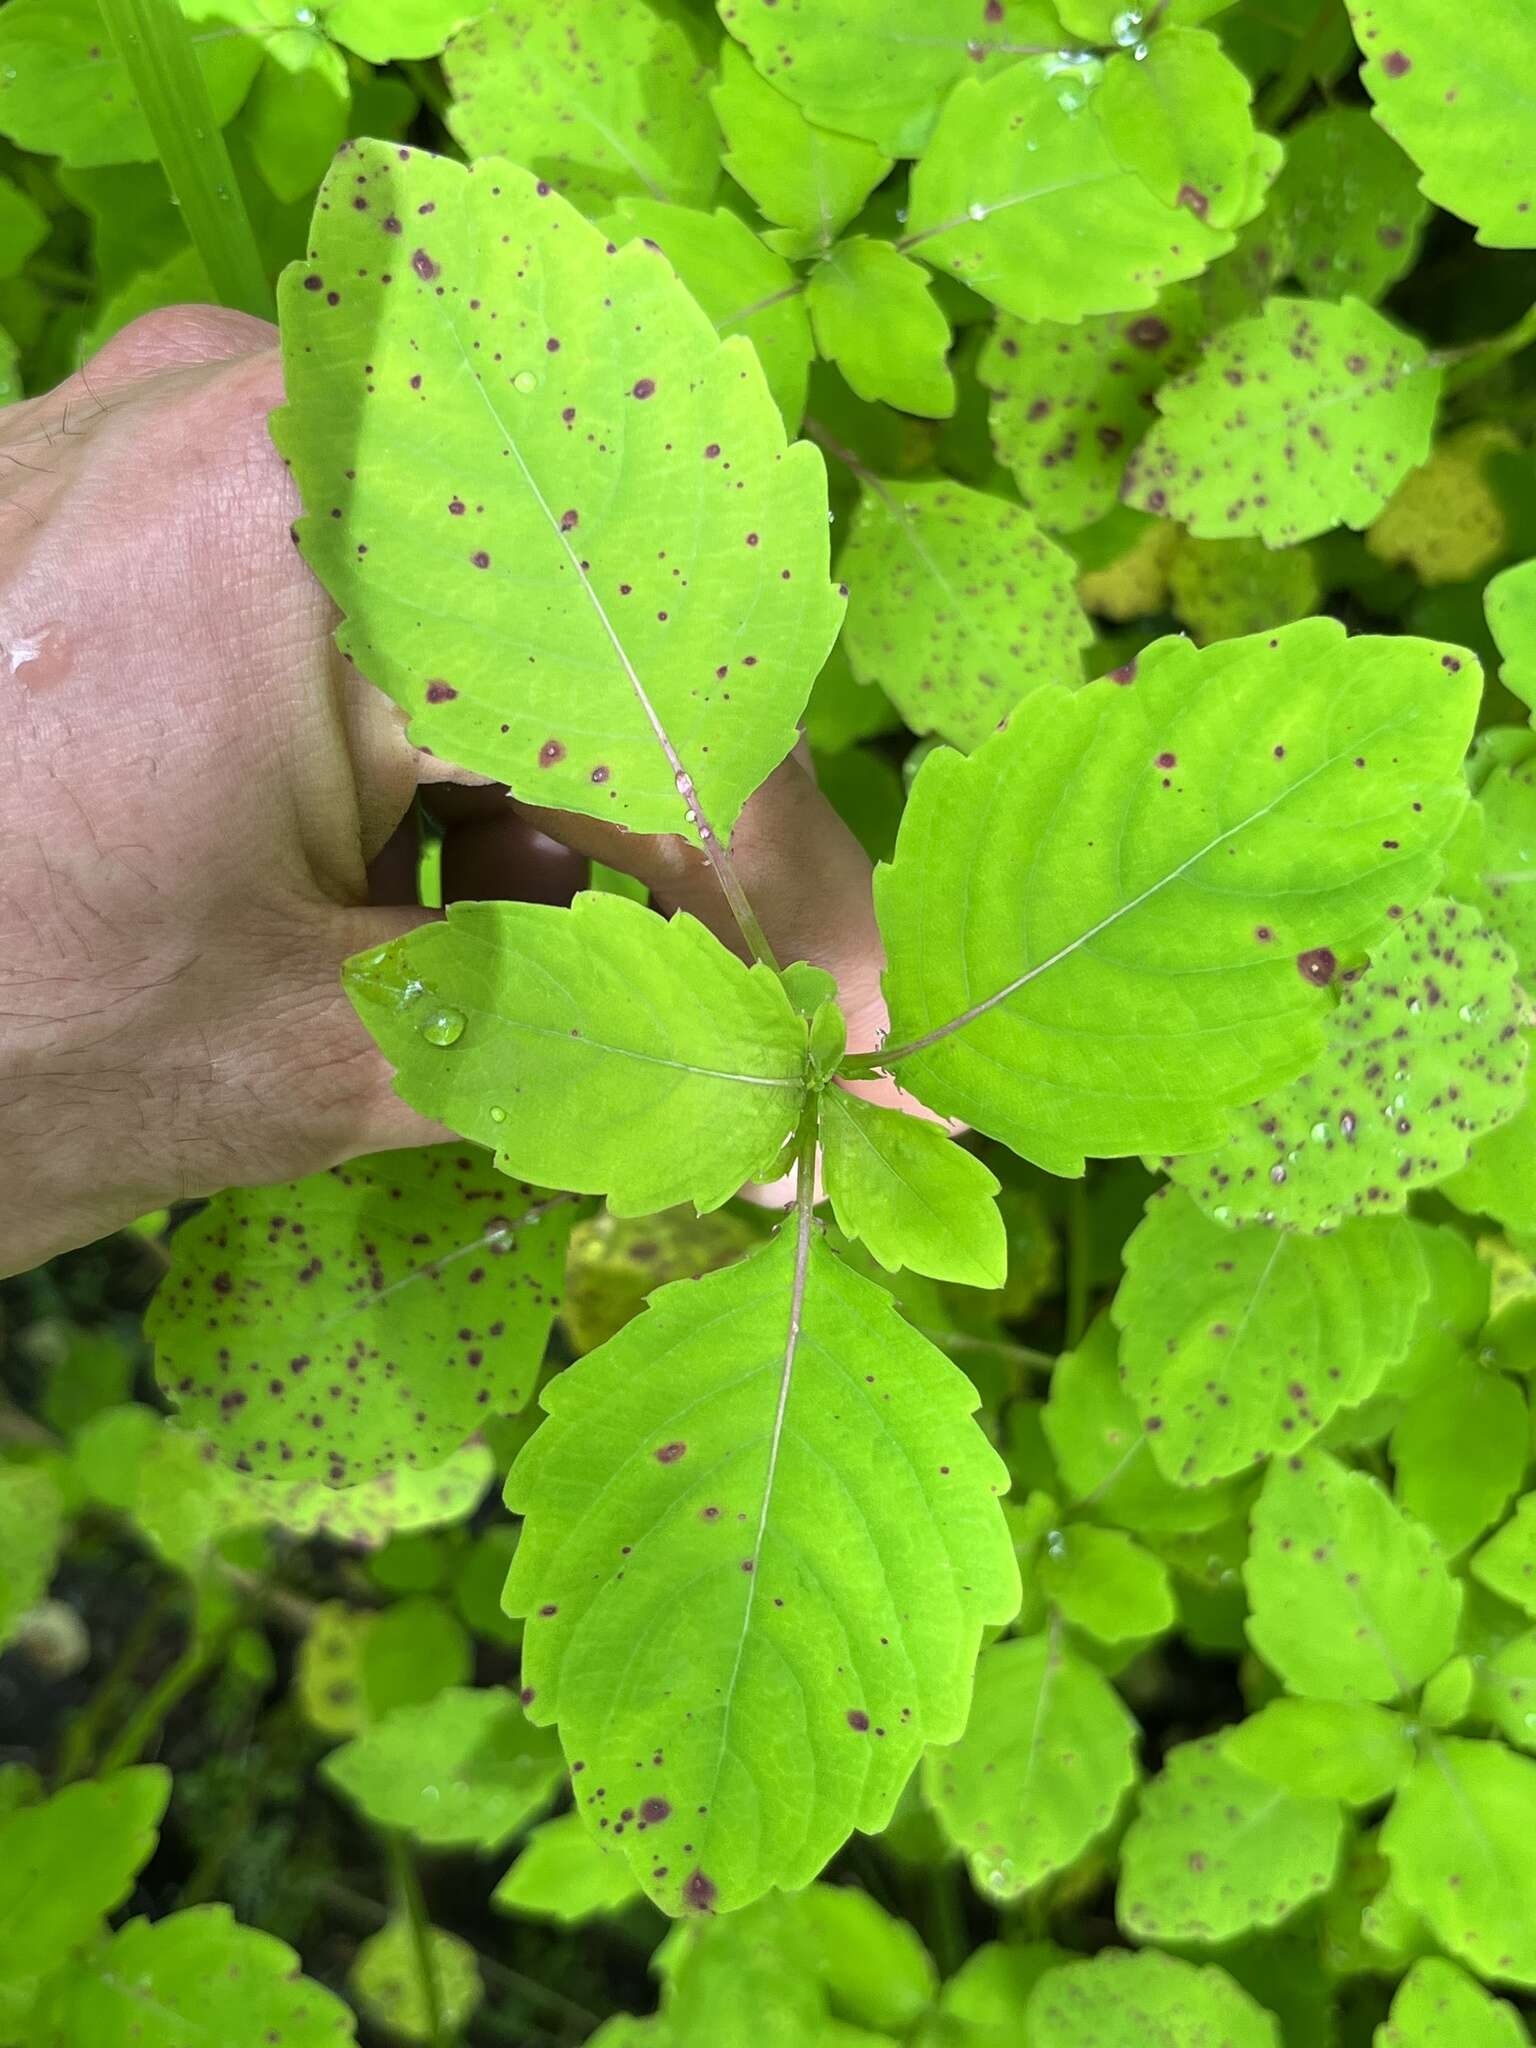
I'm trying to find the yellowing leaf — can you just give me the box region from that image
[1368,425,1521,585]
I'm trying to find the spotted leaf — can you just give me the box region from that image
[1167,532,1323,646]
[1488,559,1536,718]
[1383,1739,1536,1985]
[1269,106,1428,304]
[1376,1958,1534,2048]
[1096,28,1260,232]
[1028,1949,1281,2048]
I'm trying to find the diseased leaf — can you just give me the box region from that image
[1376,1957,1533,2048]
[247,1442,497,1549]
[922,1630,1139,1901]
[1168,533,1322,646]
[1245,1452,1461,1701]
[352,1919,480,2045]
[1124,298,1442,546]
[868,622,1476,1175]
[1369,426,1521,586]
[1470,754,1536,972]
[980,290,1204,535]
[1472,1496,1536,1617]
[443,0,718,213]
[1383,1738,1536,1984]
[150,1147,570,1484]
[806,239,953,419]
[905,57,1237,323]
[1271,107,1428,303]
[504,1229,1018,1913]
[1444,1076,1536,1235]
[1225,1698,1415,1805]
[322,1687,565,1849]
[1165,898,1528,1232]
[1117,1733,1344,1944]
[494,1812,641,1924]
[710,41,891,245]
[1347,0,1536,248]
[274,143,842,845]
[1488,559,1536,717]
[840,478,1092,750]
[1038,1522,1177,1642]
[1027,1948,1281,2048]
[0,1770,169,1998]
[1097,28,1259,231]
[716,0,1065,158]
[1390,1360,1527,1556]
[1115,1190,1427,1483]
[819,1089,1006,1289]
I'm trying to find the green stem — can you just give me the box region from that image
[1438,299,1536,398]
[1066,1179,1091,1349]
[55,1584,175,1783]
[388,1833,448,2048]
[96,0,271,321]
[1253,0,1343,130]
[94,1625,225,1777]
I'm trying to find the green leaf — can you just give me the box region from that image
[1117,1733,1345,1944]
[149,1146,570,1484]
[1390,1360,1527,1556]
[0,0,260,169]
[1383,1738,1536,1984]
[806,239,954,419]
[351,1919,481,2046]
[343,898,805,1213]
[361,1594,473,1720]
[1124,298,1443,546]
[1488,559,1536,718]
[296,1601,370,1737]
[717,0,1067,158]
[325,0,476,62]
[1346,0,1536,248]
[38,1904,357,2048]
[1096,28,1259,231]
[1165,898,1528,1231]
[0,325,18,409]
[0,1464,63,1650]
[1368,425,1521,588]
[505,1228,1018,1913]
[1027,1948,1281,2048]
[1039,1522,1177,1642]
[818,1089,1006,1288]
[322,1686,565,1849]
[1470,754,1536,973]
[494,1812,642,1924]
[1444,1076,1536,1235]
[868,621,1477,1175]
[1377,1957,1533,2048]
[274,144,842,845]
[1167,533,1323,646]
[243,58,350,207]
[1270,107,1429,303]
[1477,1632,1536,1755]
[1245,1451,1461,1701]
[606,197,814,434]
[1116,1190,1426,1483]
[1225,1698,1415,1805]
[839,478,1092,750]
[710,41,891,244]
[0,172,47,280]
[922,1630,1139,1901]
[0,1770,169,1997]
[443,0,718,213]
[1472,1495,1536,1617]
[980,291,1205,536]
[905,57,1236,323]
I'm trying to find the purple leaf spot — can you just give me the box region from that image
[632,378,656,399]
[411,249,440,281]
[1297,947,1338,986]
[655,1441,686,1463]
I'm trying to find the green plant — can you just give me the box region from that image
[5,0,1536,2042]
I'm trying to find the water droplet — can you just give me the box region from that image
[513,369,538,394]
[419,1006,466,1047]
[1311,1122,1330,1143]
[294,2,317,19]
[489,1105,508,1124]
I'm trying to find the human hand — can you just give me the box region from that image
[0,307,890,1277]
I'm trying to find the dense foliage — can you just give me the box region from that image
[4,0,1536,2042]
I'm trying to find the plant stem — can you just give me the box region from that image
[94,1622,226,1776]
[55,1585,175,1783]
[388,1833,448,2048]
[1253,0,1343,130]
[1437,299,1536,398]
[96,0,271,321]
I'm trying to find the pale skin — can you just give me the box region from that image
[0,305,898,1280]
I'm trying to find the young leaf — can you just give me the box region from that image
[717,0,1067,158]
[504,1228,1018,1914]
[1038,1522,1178,1642]
[922,1629,1139,1901]
[0,1769,169,1999]
[1117,1734,1345,1944]
[1390,1360,1527,1556]
[710,42,891,246]
[1165,898,1528,1231]
[605,198,814,434]
[1027,1948,1281,2048]
[442,0,718,213]
[839,478,1092,750]
[1168,533,1323,646]
[39,1904,357,2048]
[866,621,1477,1175]
[1123,298,1442,546]
[274,143,842,844]
[324,0,476,64]
[980,289,1204,535]
[1270,107,1428,303]
[149,1147,570,1484]
[818,1088,1006,1289]
[0,0,260,170]
[1096,28,1259,231]
[1245,1452,1461,1701]
[1225,1698,1415,1806]
[352,1918,481,2045]
[905,57,1235,324]
[494,1812,642,1925]
[1488,559,1536,716]
[1472,1496,1536,1618]
[1383,1738,1536,1984]
[0,1464,62,1651]
[1115,1190,1427,1483]
[806,239,954,419]
[322,1686,565,1849]
[1346,0,1536,248]
[344,898,806,1214]
[1376,1957,1533,2048]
